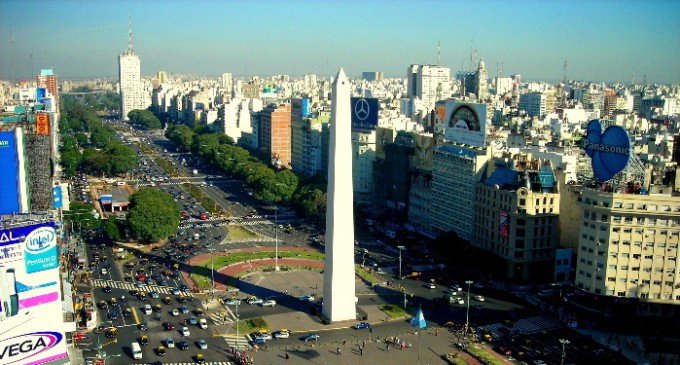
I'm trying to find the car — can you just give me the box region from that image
[180,327,190,337]
[262,300,277,307]
[224,298,241,306]
[533,361,547,365]
[299,295,315,302]
[139,323,148,331]
[163,322,176,330]
[254,332,272,341]
[142,304,152,315]
[163,297,173,305]
[302,334,320,342]
[456,298,465,305]
[179,284,189,291]
[450,285,463,292]
[124,308,132,317]
[187,316,198,325]
[199,318,208,329]
[104,328,118,338]
[150,291,160,299]
[179,305,189,314]
[102,285,112,293]
[252,337,267,345]
[273,330,290,339]
[353,322,371,330]
[154,304,163,312]
[178,340,189,350]
[108,311,119,320]
[197,339,208,349]
[246,297,263,305]
[139,335,149,346]
[177,296,188,303]
[426,282,436,289]
[135,281,144,288]
[171,309,179,316]
[156,346,167,356]
[194,308,204,316]
[194,353,205,364]
[171,288,181,295]
[474,295,485,302]
[98,300,108,309]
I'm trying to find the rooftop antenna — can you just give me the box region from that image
[437,41,441,66]
[501,61,504,76]
[126,15,134,54]
[563,61,568,84]
[631,71,636,86]
[10,29,16,83]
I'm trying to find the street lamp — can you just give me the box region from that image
[559,338,570,365]
[274,203,279,271]
[397,246,406,308]
[235,299,240,350]
[464,280,473,338]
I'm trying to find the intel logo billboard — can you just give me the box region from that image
[24,227,56,254]
[0,331,63,365]
[583,120,631,181]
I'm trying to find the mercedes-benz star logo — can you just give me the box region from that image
[354,98,370,121]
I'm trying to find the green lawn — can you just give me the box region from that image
[466,344,506,365]
[190,250,325,289]
[355,265,382,284]
[379,304,408,318]
[226,225,260,241]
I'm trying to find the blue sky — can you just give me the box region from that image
[1,0,679,83]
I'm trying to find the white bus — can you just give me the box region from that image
[131,342,143,359]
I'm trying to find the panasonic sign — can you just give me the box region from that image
[583,120,632,181]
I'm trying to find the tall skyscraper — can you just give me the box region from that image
[258,104,292,168]
[474,59,488,101]
[322,68,357,322]
[36,69,59,110]
[407,64,450,113]
[118,18,147,120]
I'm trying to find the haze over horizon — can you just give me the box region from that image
[1,0,679,84]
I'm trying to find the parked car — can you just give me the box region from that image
[273,329,290,339]
[474,295,485,302]
[180,327,190,337]
[262,300,277,307]
[163,322,176,330]
[178,340,189,350]
[246,297,263,305]
[197,339,208,350]
[199,318,208,329]
[166,337,175,348]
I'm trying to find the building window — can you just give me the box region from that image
[614,202,623,208]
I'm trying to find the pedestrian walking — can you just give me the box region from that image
[337,347,341,355]
[362,340,366,348]
[386,342,389,351]
[343,339,346,346]
[360,346,363,356]
[435,328,439,336]
[285,352,289,360]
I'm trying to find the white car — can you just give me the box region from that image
[143,304,152,315]
[426,283,436,289]
[246,297,263,305]
[197,339,208,350]
[171,309,179,316]
[224,298,241,306]
[456,298,465,305]
[474,295,485,302]
[299,295,315,302]
[180,327,190,337]
[273,330,290,339]
[255,333,272,341]
[261,300,277,307]
[165,337,175,348]
[199,318,208,329]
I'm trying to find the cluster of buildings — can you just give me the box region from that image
[143,57,680,315]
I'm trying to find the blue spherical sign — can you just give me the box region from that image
[583,120,631,181]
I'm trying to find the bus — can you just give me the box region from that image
[131,342,143,359]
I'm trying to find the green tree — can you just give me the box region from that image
[64,202,101,231]
[80,142,138,177]
[127,188,181,244]
[165,124,195,152]
[295,186,327,222]
[103,216,123,241]
[128,109,162,129]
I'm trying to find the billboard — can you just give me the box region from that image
[375,127,395,160]
[52,186,63,209]
[0,222,68,365]
[351,97,379,130]
[583,119,631,181]
[413,134,435,171]
[443,102,487,148]
[36,88,47,104]
[0,131,20,215]
[36,114,50,135]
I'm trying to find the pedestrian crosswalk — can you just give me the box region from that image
[477,316,562,339]
[131,360,234,365]
[208,307,238,325]
[221,334,251,350]
[91,279,194,297]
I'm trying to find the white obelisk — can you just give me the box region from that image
[322,68,356,322]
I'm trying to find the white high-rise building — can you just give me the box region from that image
[407,64,451,113]
[118,19,148,120]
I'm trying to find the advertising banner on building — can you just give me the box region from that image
[0,131,20,215]
[444,101,487,148]
[351,97,379,130]
[413,134,435,171]
[375,127,394,160]
[0,222,68,365]
[36,114,50,135]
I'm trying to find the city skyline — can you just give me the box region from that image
[1,0,679,84]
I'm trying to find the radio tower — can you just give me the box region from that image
[437,41,441,66]
[563,61,568,84]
